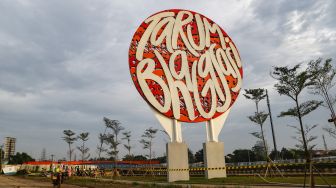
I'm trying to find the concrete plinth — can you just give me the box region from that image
[203,141,227,179]
[167,142,189,182]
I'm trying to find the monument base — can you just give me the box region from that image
[167,142,189,182]
[203,141,227,179]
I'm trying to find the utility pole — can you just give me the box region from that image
[266,89,279,160]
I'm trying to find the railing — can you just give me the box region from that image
[226,156,336,167]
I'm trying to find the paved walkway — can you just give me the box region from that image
[0,176,81,188]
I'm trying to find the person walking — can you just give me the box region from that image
[51,166,62,188]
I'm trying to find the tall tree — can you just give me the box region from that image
[97,132,107,160]
[97,123,108,160]
[77,132,90,162]
[104,133,117,161]
[227,149,256,163]
[307,58,336,127]
[153,155,167,163]
[252,140,267,161]
[278,100,321,153]
[9,152,35,164]
[194,149,204,163]
[244,88,267,111]
[244,88,269,161]
[123,155,147,161]
[188,149,195,163]
[287,124,318,151]
[278,147,301,160]
[271,64,321,187]
[62,130,77,161]
[140,127,158,164]
[103,130,122,177]
[307,58,336,143]
[103,117,124,160]
[122,131,132,157]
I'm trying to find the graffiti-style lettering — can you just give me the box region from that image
[129,10,243,122]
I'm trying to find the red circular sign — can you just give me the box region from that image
[129,9,243,123]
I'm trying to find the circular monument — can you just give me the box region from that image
[129,9,243,123]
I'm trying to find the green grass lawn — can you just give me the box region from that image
[181,176,336,185]
[111,175,336,185]
[66,175,336,187]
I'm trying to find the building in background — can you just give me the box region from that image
[4,137,16,161]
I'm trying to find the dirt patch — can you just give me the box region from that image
[0,175,81,188]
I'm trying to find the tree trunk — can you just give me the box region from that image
[255,101,259,114]
[68,143,71,161]
[256,100,268,161]
[98,127,107,159]
[309,154,315,187]
[149,138,152,176]
[295,98,314,187]
[149,141,152,163]
[260,125,268,161]
[115,133,118,160]
[82,142,84,162]
[128,139,131,156]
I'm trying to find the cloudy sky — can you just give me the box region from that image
[0,0,335,161]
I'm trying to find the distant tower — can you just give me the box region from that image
[4,137,16,161]
[40,148,47,161]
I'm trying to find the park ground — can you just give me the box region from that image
[1,175,336,188]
